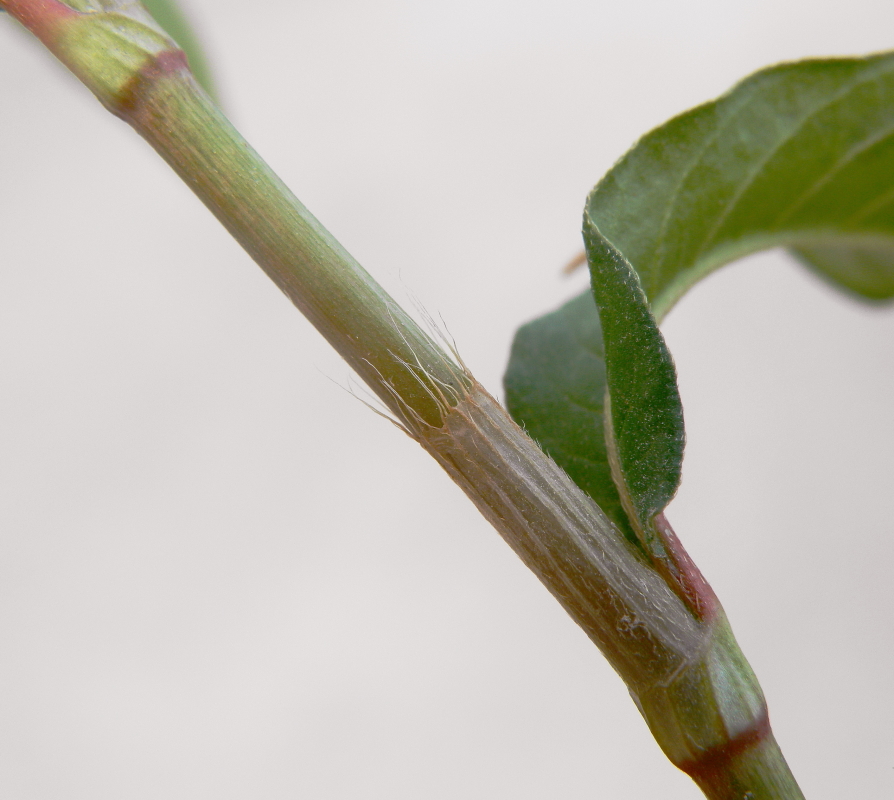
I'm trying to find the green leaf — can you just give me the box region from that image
[506,52,894,534]
[142,0,216,99]
[583,220,685,540]
[589,52,894,317]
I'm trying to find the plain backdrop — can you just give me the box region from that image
[1,1,893,798]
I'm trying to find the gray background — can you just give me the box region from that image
[1,1,892,797]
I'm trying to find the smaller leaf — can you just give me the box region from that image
[583,215,684,539]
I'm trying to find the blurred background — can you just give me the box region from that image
[1,1,892,797]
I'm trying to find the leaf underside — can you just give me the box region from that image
[505,51,894,536]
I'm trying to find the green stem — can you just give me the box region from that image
[2,3,806,797]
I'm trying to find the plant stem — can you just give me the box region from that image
[2,3,807,796]
[119,47,706,711]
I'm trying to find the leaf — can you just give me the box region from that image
[505,52,894,533]
[142,0,216,98]
[583,220,684,540]
[588,52,894,317]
